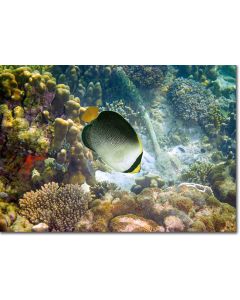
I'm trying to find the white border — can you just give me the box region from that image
[0,1,239,299]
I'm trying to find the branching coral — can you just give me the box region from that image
[175,66,236,99]
[123,65,168,89]
[19,182,91,232]
[180,162,214,185]
[167,78,224,133]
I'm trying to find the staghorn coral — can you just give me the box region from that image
[19,182,91,232]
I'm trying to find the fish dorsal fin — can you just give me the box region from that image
[81,106,99,123]
[97,111,137,138]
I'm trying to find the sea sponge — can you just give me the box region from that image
[19,182,91,232]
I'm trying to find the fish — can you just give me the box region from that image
[18,154,46,177]
[81,108,143,173]
[178,146,185,153]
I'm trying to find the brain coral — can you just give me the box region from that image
[19,182,91,232]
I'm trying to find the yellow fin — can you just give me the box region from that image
[130,163,141,174]
[81,106,99,123]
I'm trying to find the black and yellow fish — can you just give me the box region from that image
[81,107,143,173]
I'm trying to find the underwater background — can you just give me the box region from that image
[0,65,236,232]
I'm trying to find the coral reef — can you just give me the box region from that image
[167,78,224,132]
[19,183,91,232]
[176,66,236,99]
[76,183,236,233]
[90,181,119,200]
[180,162,214,185]
[109,214,164,232]
[0,200,18,232]
[0,65,236,233]
[131,174,165,194]
[207,160,236,207]
[123,66,168,89]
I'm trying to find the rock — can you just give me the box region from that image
[32,223,49,233]
[164,215,185,232]
[109,214,165,232]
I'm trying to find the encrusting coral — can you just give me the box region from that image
[19,182,91,232]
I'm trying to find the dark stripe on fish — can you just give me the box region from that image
[124,152,143,173]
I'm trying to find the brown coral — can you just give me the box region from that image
[19,182,91,232]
